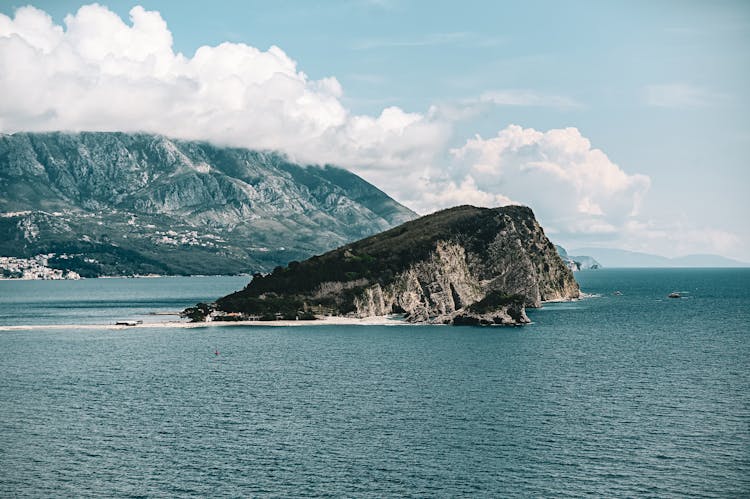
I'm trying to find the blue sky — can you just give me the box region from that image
[1,1,748,259]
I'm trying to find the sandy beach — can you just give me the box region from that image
[0,315,410,332]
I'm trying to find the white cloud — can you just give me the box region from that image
[0,4,449,168]
[442,125,651,238]
[644,83,725,109]
[356,124,651,249]
[408,175,515,214]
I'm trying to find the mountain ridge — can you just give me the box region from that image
[0,131,416,277]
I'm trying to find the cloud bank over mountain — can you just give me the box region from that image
[0,4,448,169]
[0,4,741,258]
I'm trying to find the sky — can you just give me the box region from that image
[1,0,748,260]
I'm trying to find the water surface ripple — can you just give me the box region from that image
[0,269,748,496]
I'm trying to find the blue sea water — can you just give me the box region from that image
[0,276,250,326]
[0,269,748,497]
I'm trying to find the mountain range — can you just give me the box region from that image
[0,132,415,277]
[571,248,748,268]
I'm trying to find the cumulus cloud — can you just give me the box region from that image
[0,4,449,168]
[404,174,515,214]
[360,123,651,249]
[412,124,653,238]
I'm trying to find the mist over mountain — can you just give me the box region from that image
[0,132,416,277]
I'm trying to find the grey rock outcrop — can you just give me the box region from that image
[352,241,484,322]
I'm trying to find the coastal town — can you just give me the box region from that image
[0,254,81,280]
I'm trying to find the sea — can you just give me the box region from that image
[0,269,748,497]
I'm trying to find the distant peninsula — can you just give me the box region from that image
[186,205,580,326]
[570,247,749,268]
[555,245,601,271]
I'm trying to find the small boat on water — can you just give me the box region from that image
[668,292,681,299]
[115,320,143,326]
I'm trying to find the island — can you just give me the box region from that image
[183,205,580,326]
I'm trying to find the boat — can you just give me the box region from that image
[115,320,143,326]
[667,292,681,299]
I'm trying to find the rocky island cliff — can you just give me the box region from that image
[191,205,579,325]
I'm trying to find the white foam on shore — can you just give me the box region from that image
[0,315,409,332]
[541,296,579,304]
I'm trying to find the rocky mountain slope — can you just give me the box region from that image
[0,132,415,277]
[206,205,580,325]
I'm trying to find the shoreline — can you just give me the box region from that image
[0,274,252,281]
[0,315,410,331]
